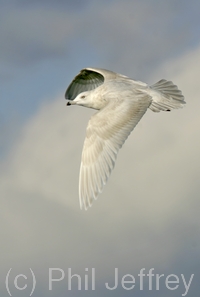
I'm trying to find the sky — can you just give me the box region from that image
[1,0,200,296]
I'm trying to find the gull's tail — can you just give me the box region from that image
[149,79,185,112]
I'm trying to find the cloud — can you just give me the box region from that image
[1,2,200,295]
[16,0,92,10]
[0,7,76,66]
[1,0,199,76]
[1,43,200,295]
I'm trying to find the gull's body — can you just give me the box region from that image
[65,68,185,210]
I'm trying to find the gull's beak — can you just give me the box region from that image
[66,99,77,106]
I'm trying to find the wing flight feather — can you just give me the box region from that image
[79,95,151,209]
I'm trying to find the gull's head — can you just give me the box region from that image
[66,90,102,110]
[67,91,91,107]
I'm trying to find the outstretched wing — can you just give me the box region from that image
[79,94,151,210]
[65,67,126,101]
[65,69,104,100]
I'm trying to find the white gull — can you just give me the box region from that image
[65,68,185,210]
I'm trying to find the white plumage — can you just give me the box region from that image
[65,68,185,210]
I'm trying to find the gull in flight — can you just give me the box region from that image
[65,68,185,210]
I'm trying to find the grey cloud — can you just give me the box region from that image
[1,45,200,297]
[0,0,200,77]
[16,0,92,11]
[1,3,200,296]
[0,0,92,11]
[0,7,75,66]
[77,0,199,79]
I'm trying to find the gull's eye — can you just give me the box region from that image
[81,95,86,99]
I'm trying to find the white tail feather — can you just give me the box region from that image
[149,79,185,112]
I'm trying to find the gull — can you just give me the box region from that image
[65,68,185,210]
